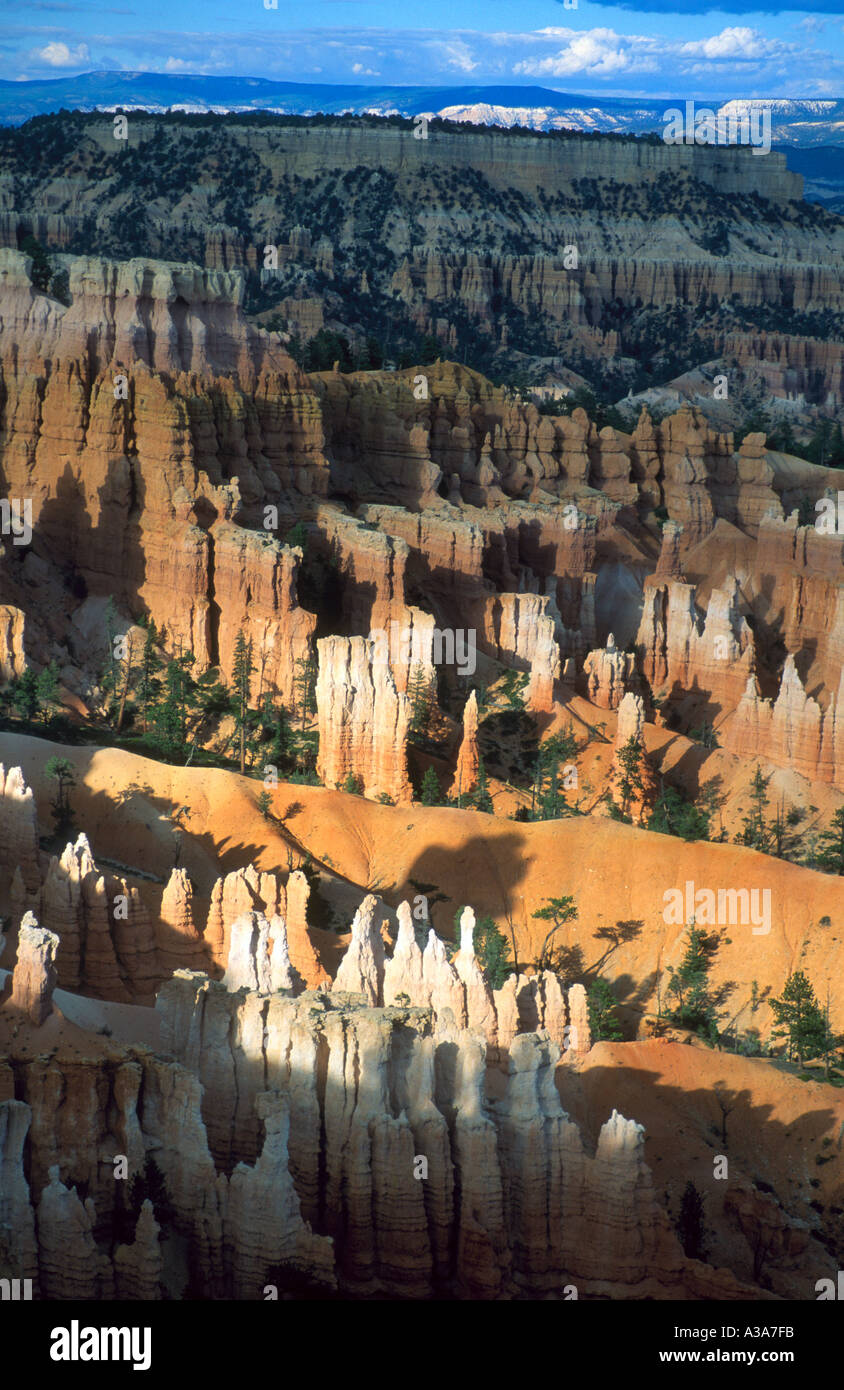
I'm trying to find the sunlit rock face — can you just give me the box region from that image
[316,636,413,802]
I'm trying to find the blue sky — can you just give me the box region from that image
[2,0,843,97]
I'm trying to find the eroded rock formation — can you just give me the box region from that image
[1,117,843,1312]
[7,914,59,1026]
[0,764,40,899]
[331,894,385,1005]
[146,971,748,1298]
[0,607,26,682]
[583,633,635,709]
[724,656,844,790]
[451,690,480,800]
[316,636,412,802]
[636,575,756,721]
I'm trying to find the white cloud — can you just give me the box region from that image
[33,40,89,66]
[435,40,480,73]
[513,22,796,82]
[515,29,655,78]
[8,22,834,94]
[680,27,780,60]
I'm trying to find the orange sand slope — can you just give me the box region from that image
[3,730,841,1040]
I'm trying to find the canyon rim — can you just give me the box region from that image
[1,0,844,1368]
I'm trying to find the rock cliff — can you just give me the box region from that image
[5,114,829,412]
[0,247,325,706]
[724,656,844,790]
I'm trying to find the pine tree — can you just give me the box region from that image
[473,757,493,813]
[587,976,623,1041]
[545,760,562,819]
[689,719,718,749]
[699,777,728,841]
[769,970,836,1068]
[532,894,578,972]
[34,661,60,721]
[99,615,141,733]
[407,663,432,738]
[284,521,308,550]
[102,597,120,706]
[11,669,40,723]
[534,727,580,821]
[676,1181,707,1260]
[500,670,528,710]
[256,693,294,773]
[453,909,512,989]
[128,1156,174,1230]
[816,807,844,875]
[736,765,772,853]
[45,756,76,836]
[256,789,273,819]
[666,924,718,1036]
[420,765,442,806]
[136,620,164,735]
[113,634,138,733]
[616,735,645,818]
[648,785,709,841]
[772,416,796,455]
[293,654,317,732]
[807,417,834,468]
[292,728,319,779]
[269,701,293,768]
[20,234,52,292]
[532,731,566,820]
[475,914,512,989]
[149,655,196,759]
[231,630,254,775]
[179,667,228,766]
[768,798,804,859]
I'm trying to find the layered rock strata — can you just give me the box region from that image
[724,656,844,790]
[636,577,756,712]
[0,249,325,706]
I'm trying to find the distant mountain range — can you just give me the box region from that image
[3,73,844,206]
[2,72,844,142]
